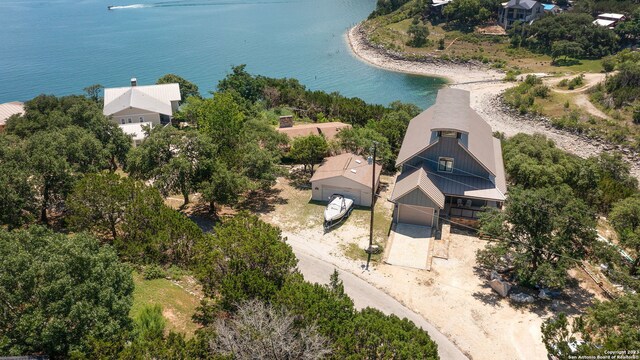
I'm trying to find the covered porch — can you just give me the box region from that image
[443,196,503,227]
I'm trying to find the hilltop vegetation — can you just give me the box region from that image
[362,0,638,72]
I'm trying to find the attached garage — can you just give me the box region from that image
[310,153,382,207]
[396,204,435,227]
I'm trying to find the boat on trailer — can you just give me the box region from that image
[324,194,354,230]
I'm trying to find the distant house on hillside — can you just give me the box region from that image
[103,78,181,127]
[593,13,626,29]
[498,0,544,29]
[542,3,560,14]
[0,101,25,132]
[276,117,351,141]
[390,88,506,228]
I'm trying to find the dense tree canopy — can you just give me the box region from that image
[0,227,133,358]
[542,294,640,357]
[610,194,640,275]
[289,134,329,176]
[194,213,297,311]
[509,13,619,59]
[478,185,596,288]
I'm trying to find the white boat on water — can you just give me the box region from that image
[324,194,354,229]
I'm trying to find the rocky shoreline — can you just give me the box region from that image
[346,23,640,178]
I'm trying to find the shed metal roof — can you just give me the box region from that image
[310,152,381,189]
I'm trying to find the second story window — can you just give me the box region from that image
[438,157,454,172]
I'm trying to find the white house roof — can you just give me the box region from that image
[103,83,180,116]
[119,122,153,142]
[0,101,25,126]
[593,19,616,27]
[504,0,539,10]
[598,13,625,20]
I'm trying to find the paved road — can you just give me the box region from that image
[288,239,469,360]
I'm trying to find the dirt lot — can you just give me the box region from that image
[262,174,601,360]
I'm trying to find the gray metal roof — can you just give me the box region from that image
[103,83,180,116]
[390,167,446,208]
[504,0,539,10]
[310,152,382,189]
[396,88,497,176]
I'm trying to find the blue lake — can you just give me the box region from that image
[0,0,445,107]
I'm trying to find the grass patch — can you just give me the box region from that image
[342,242,383,263]
[131,272,201,337]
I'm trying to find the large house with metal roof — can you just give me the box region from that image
[103,78,181,126]
[389,88,507,228]
[498,0,544,29]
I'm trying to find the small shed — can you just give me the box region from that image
[310,153,382,207]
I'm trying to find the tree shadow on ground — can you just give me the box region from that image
[288,168,312,190]
[236,187,287,215]
[184,202,220,233]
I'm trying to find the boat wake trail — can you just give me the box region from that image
[108,0,293,10]
[108,4,149,9]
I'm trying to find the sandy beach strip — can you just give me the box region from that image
[346,23,640,179]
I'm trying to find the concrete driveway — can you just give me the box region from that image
[385,223,432,270]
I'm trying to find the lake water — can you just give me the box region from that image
[0,0,445,107]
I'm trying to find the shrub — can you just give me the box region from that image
[602,56,616,72]
[532,85,550,98]
[143,265,167,280]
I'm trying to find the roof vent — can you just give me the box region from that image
[131,78,137,87]
[350,169,357,174]
[367,156,373,165]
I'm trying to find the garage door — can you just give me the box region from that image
[322,186,361,205]
[397,204,434,227]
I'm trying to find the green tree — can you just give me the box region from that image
[407,22,430,47]
[342,308,439,359]
[443,0,491,29]
[610,194,640,275]
[217,64,266,103]
[198,160,249,216]
[83,84,103,102]
[289,134,329,176]
[26,126,109,224]
[542,294,640,356]
[197,91,246,162]
[127,126,216,204]
[157,74,200,100]
[336,127,393,169]
[193,213,297,311]
[67,172,135,241]
[551,40,584,63]
[0,227,133,358]
[477,186,596,288]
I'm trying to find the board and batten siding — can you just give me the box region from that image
[394,188,440,227]
[403,136,491,179]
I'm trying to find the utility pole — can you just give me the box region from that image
[366,141,378,271]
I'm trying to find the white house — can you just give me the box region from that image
[593,13,626,29]
[103,78,181,126]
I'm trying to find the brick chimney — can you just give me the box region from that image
[130,78,137,87]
